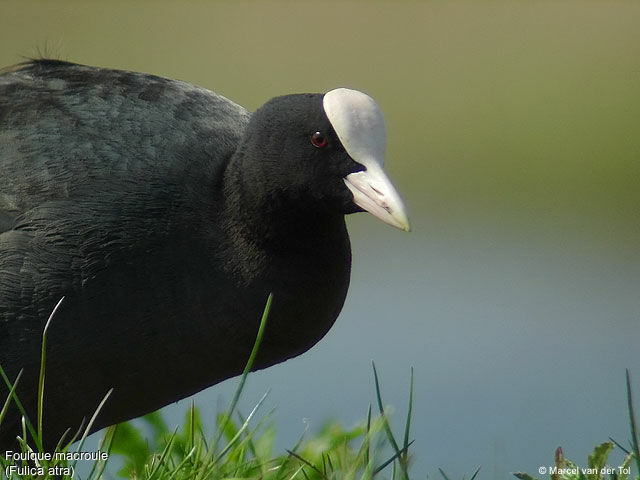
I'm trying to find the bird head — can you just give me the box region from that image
[240,88,410,232]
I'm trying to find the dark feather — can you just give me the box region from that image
[0,61,354,450]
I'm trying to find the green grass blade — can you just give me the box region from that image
[87,424,117,480]
[587,442,613,476]
[366,403,371,466]
[19,416,28,449]
[608,436,630,455]
[168,445,197,480]
[374,440,414,475]
[354,403,373,468]
[470,466,482,480]
[236,407,276,478]
[52,427,71,454]
[372,361,409,480]
[37,296,64,447]
[302,465,311,480]
[403,367,414,465]
[625,369,640,473]
[286,449,328,480]
[147,427,179,480]
[0,369,22,426]
[0,366,38,449]
[210,293,272,457]
[287,464,305,480]
[236,410,257,458]
[189,399,196,454]
[326,451,334,473]
[438,467,451,480]
[62,420,88,454]
[213,390,269,465]
[70,388,113,470]
[513,473,539,480]
[277,416,309,475]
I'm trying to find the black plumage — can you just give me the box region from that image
[0,60,408,451]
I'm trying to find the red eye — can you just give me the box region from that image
[311,131,328,148]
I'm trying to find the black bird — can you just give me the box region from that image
[0,60,409,451]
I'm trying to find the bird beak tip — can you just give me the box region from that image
[344,172,411,233]
[391,211,411,233]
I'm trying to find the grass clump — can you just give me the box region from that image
[514,370,639,480]
[0,294,418,479]
[108,389,407,480]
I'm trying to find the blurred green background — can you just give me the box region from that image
[1,1,638,478]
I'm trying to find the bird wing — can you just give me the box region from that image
[0,59,250,322]
[0,60,256,450]
[0,59,250,228]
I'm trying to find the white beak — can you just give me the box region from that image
[344,164,411,232]
[324,88,411,232]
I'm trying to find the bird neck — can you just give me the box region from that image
[221,154,345,252]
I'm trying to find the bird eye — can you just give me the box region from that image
[311,131,328,148]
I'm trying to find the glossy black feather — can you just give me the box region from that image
[0,60,360,450]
